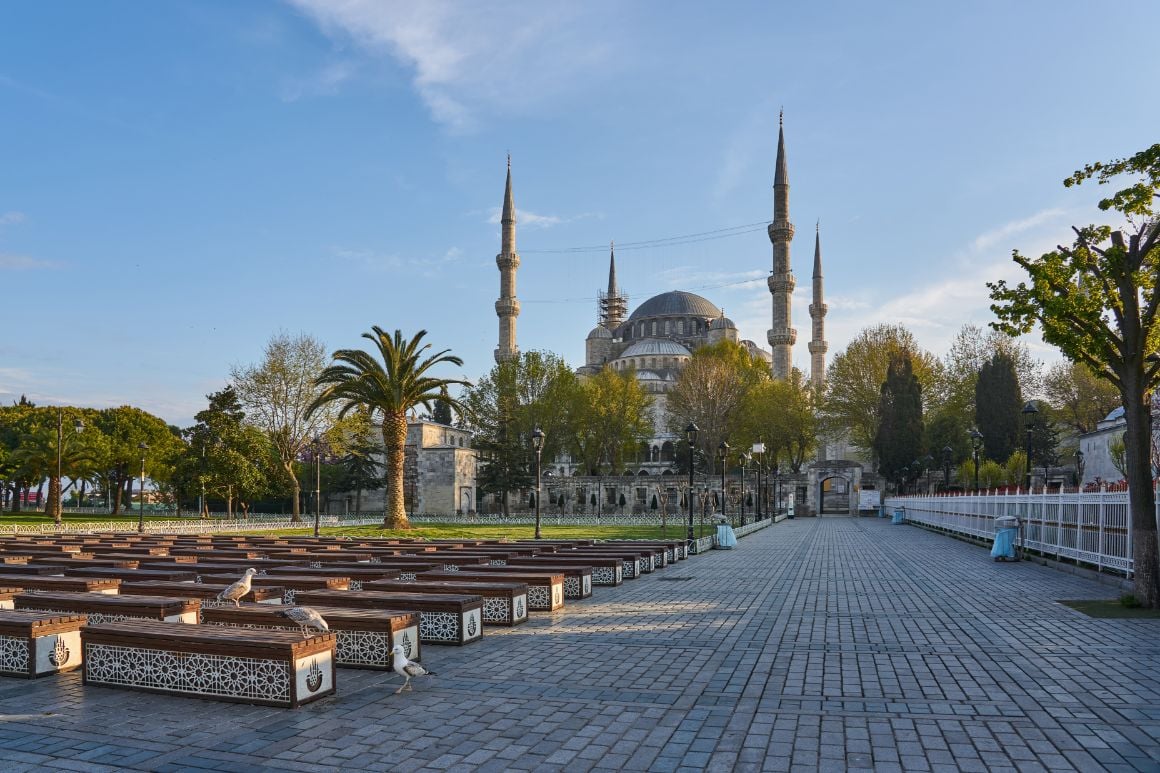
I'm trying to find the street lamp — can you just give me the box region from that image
[532,427,545,539]
[739,451,750,525]
[923,455,934,495]
[685,423,699,548]
[772,461,780,516]
[717,441,729,522]
[942,446,953,492]
[137,442,149,534]
[752,442,765,521]
[1075,448,1085,490]
[313,436,323,538]
[900,465,909,495]
[1022,401,1039,489]
[969,428,983,493]
[54,409,84,527]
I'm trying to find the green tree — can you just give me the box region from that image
[568,365,653,476]
[431,399,453,426]
[940,324,1040,430]
[460,351,580,515]
[94,406,183,515]
[873,354,925,485]
[822,323,942,460]
[8,407,101,523]
[989,143,1160,606]
[308,327,468,529]
[330,411,383,516]
[975,352,1022,463]
[739,369,817,473]
[667,340,766,461]
[924,407,971,469]
[1042,360,1121,435]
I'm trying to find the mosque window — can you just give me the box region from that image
[677,320,684,335]
[651,321,657,335]
[664,320,670,335]
[650,358,656,369]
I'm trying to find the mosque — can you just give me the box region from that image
[491,114,842,490]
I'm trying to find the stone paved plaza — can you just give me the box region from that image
[1,517,1158,772]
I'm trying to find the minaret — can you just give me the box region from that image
[766,111,796,379]
[808,222,828,391]
[599,241,627,330]
[494,155,520,363]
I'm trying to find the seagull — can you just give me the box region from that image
[391,644,435,694]
[277,607,330,638]
[216,567,258,607]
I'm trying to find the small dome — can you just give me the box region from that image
[710,316,736,330]
[619,338,692,358]
[587,326,612,340]
[635,369,663,380]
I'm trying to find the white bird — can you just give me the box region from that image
[277,606,330,638]
[391,644,435,694]
[216,567,258,607]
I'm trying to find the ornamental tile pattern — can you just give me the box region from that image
[417,611,459,643]
[0,635,29,674]
[85,644,290,702]
[480,597,510,623]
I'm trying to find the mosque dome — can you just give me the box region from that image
[586,325,613,340]
[619,338,692,358]
[710,316,736,330]
[627,291,721,321]
[636,369,663,380]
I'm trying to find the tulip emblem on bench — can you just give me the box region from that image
[49,638,70,667]
[466,615,477,637]
[305,659,324,693]
[516,598,525,619]
[400,631,413,658]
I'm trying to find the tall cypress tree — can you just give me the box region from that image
[975,352,1021,462]
[873,354,924,484]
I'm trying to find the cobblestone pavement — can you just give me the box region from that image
[1,518,1158,772]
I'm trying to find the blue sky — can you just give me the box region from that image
[2,1,1158,426]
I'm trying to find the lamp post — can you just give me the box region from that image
[313,436,322,538]
[752,442,765,521]
[137,442,149,534]
[717,441,729,524]
[900,465,909,495]
[739,451,749,525]
[942,446,953,493]
[54,409,84,527]
[1022,401,1039,489]
[1075,448,1085,490]
[685,423,698,548]
[772,462,780,516]
[970,428,983,493]
[532,427,545,539]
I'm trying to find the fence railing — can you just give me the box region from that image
[887,490,1133,576]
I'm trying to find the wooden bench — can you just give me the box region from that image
[365,579,532,623]
[0,555,32,565]
[82,620,335,707]
[16,592,200,624]
[261,565,402,590]
[0,588,19,609]
[198,573,349,604]
[508,556,622,587]
[0,564,73,577]
[264,551,373,566]
[562,550,651,579]
[201,605,421,670]
[29,557,140,570]
[118,581,285,616]
[356,554,488,572]
[449,564,594,599]
[6,576,121,594]
[62,567,198,582]
[0,609,87,677]
[296,590,484,645]
[419,568,571,607]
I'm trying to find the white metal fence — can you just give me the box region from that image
[886,490,1135,576]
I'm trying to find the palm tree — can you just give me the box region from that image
[10,426,97,525]
[308,328,469,529]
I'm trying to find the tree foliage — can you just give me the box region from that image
[873,354,924,484]
[988,143,1160,606]
[975,352,1023,463]
[666,340,767,461]
[308,328,468,528]
[940,324,1040,430]
[822,323,942,458]
[1042,360,1120,435]
[231,331,335,520]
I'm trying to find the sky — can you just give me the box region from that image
[2,1,1158,427]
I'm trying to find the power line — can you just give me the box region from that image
[522,221,771,254]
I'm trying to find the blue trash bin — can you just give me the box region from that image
[877,505,886,518]
[714,522,737,549]
[891,507,905,524]
[991,516,1019,560]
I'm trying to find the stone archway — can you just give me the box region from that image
[806,460,863,516]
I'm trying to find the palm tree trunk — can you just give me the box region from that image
[46,476,61,524]
[382,412,409,529]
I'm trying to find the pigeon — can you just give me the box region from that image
[216,568,258,607]
[391,644,435,694]
[277,606,330,638]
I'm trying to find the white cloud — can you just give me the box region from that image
[486,207,601,230]
[0,211,26,227]
[330,244,464,277]
[279,60,358,102]
[286,1,620,130]
[0,254,57,270]
[970,208,1066,252]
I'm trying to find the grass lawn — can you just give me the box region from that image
[0,512,176,526]
[258,523,703,541]
[1059,599,1160,619]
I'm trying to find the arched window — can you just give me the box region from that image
[661,441,675,462]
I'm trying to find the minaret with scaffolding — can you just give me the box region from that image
[598,241,627,330]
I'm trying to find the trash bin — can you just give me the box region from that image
[891,507,905,524]
[713,515,737,549]
[991,515,1019,561]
